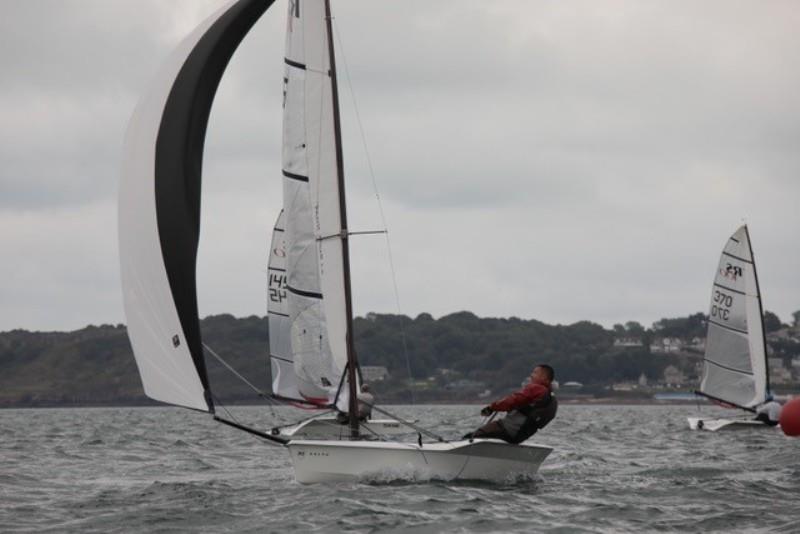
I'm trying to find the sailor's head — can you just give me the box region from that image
[360,383,371,393]
[530,364,554,386]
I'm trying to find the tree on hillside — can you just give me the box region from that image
[625,321,645,338]
[652,312,707,339]
[763,310,783,333]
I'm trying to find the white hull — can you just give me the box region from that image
[687,416,775,432]
[287,438,552,484]
[278,417,410,440]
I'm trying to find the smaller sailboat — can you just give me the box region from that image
[688,225,774,431]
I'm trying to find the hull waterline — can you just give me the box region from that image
[287,438,552,484]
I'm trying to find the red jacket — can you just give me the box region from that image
[489,382,550,412]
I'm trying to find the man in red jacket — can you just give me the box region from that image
[464,364,558,444]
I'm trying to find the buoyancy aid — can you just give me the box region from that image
[501,392,558,444]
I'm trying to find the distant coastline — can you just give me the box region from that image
[1,312,797,409]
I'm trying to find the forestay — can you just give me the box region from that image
[698,225,769,408]
[281,0,354,409]
[119,0,273,412]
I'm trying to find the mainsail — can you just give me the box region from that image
[698,225,770,409]
[119,0,274,412]
[280,0,358,410]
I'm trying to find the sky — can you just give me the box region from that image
[1,0,799,332]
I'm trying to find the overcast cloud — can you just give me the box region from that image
[1,0,798,332]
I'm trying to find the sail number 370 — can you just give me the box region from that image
[711,290,733,321]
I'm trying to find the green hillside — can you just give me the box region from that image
[1,310,797,407]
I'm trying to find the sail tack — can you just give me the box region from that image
[281,0,352,407]
[119,0,274,412]
[698,226,769,408]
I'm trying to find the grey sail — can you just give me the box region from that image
[698,225,769,408]
[281,0,357,410]
[118,0,274,411]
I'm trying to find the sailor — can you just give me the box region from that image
[464,364,558,444]
[754,397,782,426]
[335,383,375,424]
[357,383,374,421]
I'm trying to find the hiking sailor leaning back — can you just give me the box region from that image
[464,364,558,444]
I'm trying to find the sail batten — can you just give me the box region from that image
[697,225,768,409]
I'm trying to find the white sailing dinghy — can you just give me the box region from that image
[688,225,774,431]
[267,211,407,439]
[120,0,552,483]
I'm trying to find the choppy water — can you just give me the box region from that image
[1,404,798,533]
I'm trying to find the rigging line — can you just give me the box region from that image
[357,420,389,442]
[270,409,335,432]
[212,392,240,423]
[361,400,447,442]
[209,392,287,446]
[202,342,272,401]
[332,18,416,405]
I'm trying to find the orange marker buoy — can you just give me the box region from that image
[779,398,800,437]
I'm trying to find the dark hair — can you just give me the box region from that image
[537,364,555,382]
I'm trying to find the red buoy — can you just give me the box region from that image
[780,397,800,437]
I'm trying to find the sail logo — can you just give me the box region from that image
[721,263,743,280]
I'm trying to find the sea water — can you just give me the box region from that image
[1,405,798,533]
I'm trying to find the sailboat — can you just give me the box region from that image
[120,0,552,483]
[688,225,773,431]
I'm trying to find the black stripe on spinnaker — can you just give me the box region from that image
[730,236,740,243]
[703,357,753,376]
[269,267,286,272]
[707,318,748,335]
[154,0,276,413]
[283,169,309,182]
[285,57,306,70]
[713,282,746,296]
[722,251,752,264]
[269,354,294,364]
[287,285,323,299]
[268,310,289,318]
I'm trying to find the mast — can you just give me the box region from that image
[324,0,359,439]
[744,225,771,396]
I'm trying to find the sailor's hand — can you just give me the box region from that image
[480,406,494,417]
